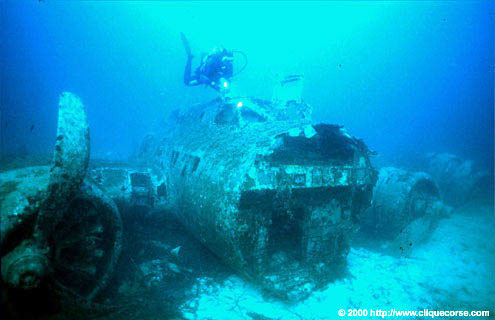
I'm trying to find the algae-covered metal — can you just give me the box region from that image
[361,167,450,241]
[140,97,377,299]
[1,93,122,303]
[36,92,91,237]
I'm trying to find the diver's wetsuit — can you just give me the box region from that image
[183,47,234,91]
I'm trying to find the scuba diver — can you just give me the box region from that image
[181,33,245,93]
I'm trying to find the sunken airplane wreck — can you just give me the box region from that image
[1,93,122,314]
[1,84,377,313]
[89,94,378,299]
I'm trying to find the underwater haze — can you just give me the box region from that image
[1,1,494,168]
[1,1,495,320]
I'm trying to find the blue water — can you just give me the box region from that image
[1,1,494,319]
[1,1,493,169]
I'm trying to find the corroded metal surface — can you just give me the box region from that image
[86,161,163,209]
[37,92,91,237]
[1,93,121,308]
[0,166,50,246]
[138,97,377,300]
[1,239,49,290]
[50,179,123,300]
[361,167,450,241]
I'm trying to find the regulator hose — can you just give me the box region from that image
[232,50,248,77]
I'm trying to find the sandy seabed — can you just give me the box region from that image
[180,204,495,320]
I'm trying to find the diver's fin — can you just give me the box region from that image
[180,32,192,58]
